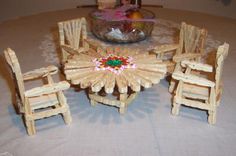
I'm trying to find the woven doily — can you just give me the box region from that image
[39,19,221,64]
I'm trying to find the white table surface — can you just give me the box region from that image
[0,7,236,156]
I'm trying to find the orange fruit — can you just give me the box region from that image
[127,11,144,30]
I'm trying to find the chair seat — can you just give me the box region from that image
[161,60,175,74]
[28,93,59,110]
[182,83,209,100]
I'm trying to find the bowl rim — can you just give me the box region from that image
[89,8,156,22]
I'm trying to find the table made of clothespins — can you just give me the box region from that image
[64,47,167,113]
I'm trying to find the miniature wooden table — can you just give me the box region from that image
[64,47,167,113]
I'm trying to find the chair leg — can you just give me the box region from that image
[169,80,176,93]
[171,100,180,115]
[208,110,216,124]
[62,110,72,125]
[90,99,97,106]
[119,93,128,114]
[216,100,221,106]
[216,90,222,106]
[119,102,127,114]
[25,119,36,136]
[89,92,97,106]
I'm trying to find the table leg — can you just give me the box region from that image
[119,93,128,114]
[90,99,97,106]
[89,88,98,107]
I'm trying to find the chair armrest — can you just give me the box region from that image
[181,60,213,72]
[152,44,179,54]
[83,39,100,51]
[61,44,88,55]
[23,65,58,81]
[172,71,215,87]
[24,81,70,97]
[173,53,202,62]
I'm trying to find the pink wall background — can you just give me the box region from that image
[0,0,235,22]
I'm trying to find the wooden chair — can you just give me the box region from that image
[171,43,229,124]
[152,22,207,74]
[58,17,91,63]
[97,0,116,9]
[4,48,72,135]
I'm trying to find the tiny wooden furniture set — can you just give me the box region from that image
[4,48,72,135]
[3,7,229,136]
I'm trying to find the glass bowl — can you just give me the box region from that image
[89,9,155,43]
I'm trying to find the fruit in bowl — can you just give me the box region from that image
[126,10,143,19]
[90,7,155,43]
[126,10,144,30]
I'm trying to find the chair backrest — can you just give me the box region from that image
[176,22,207,56]
[97,0,116,9]
[215,43,229,93]
[58,17,88,50]
[4,48,25,103]
[58,17,89,63]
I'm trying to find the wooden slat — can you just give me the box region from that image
[104,72,116,93]
[26,106,69,120]
[152,43,179,54]
[80,72,105,89]
[29,94,58,110]
[71,70,99,84]
[172,71,215,87]
[64,62,95,69]
[176,98,211,111]
[173,53,202,63]
[129,70,152,88]
[89,93,120,107]
[115,74,128,93]
[24,81,70,97]
[135,69,161,84]
[91,71,110,92]
[122,70,140,92]
[23,65,58,80]
[181,60,213,72]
